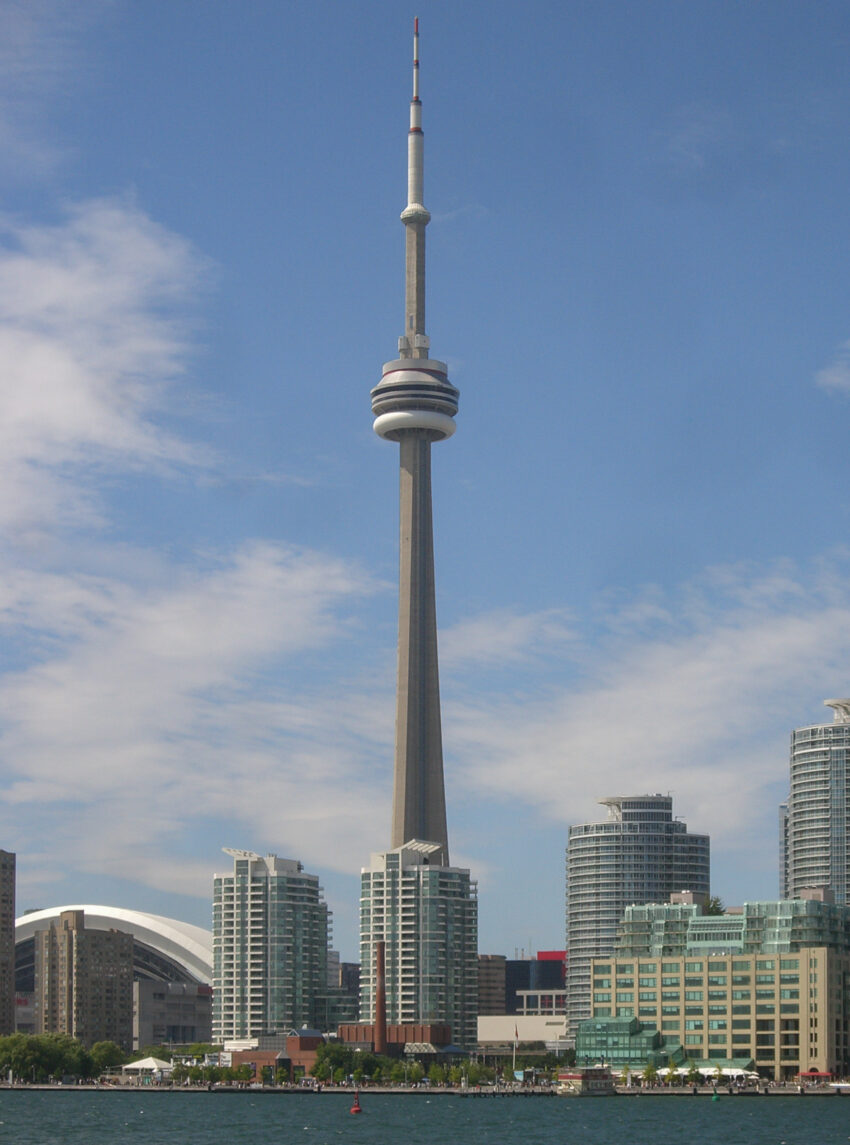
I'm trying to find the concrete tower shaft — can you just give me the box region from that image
[370,21,457,866]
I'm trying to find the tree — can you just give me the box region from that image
[90,1041,126,1073]
[705,896,725,916]
[428,1063,446,1086]
[642,1061,657,1086]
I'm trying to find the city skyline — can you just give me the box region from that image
[3,3,850,960]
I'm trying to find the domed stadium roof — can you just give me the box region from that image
[15,905,212,987]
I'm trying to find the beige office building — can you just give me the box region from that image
[34,909,133,1050]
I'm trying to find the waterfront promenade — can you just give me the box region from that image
[0,1081,843,1097]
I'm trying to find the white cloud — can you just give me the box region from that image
[0,198,212,536]
[445,558,850,852]
[440,607,574,669]
[0,541,386,896]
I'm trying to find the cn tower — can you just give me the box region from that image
[370,18,458,867]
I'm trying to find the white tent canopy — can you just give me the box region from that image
[122,1057,173,1073]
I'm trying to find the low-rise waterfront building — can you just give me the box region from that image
[586,894,850,1080]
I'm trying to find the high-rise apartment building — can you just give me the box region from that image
[359,21,477,1046]
[213,849,329,1041]
[782,699,850,902]
[565,794,710,1040]
[34,909,134,1050]
[359,842,478,1049]
[0,850,14,1035]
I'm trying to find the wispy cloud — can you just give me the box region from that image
[816,340,850,393]
[440,607,574,670]
[0,541,384,895]
[445,558,850,852]
[661,103,740,174]
[0,198,212,537]
[0,0,97,178]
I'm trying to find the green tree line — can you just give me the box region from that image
[0,1034,126,1081]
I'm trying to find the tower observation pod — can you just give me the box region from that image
[370,19,457,866]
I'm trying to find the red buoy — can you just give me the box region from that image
[350,1090,362,1114]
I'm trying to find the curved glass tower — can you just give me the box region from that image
[565,794,710,1040]
[783,700,850,903]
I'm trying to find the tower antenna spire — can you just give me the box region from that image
[413,16,420,101]
[400,15,430,359]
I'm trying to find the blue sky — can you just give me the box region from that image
[3,0,850,961]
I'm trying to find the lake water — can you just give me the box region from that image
[3,1090,850,1145]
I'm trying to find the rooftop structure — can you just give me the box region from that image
[615,895,850,958]
[16,904,212,988]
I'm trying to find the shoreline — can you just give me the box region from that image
[0,1082,842,1098]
